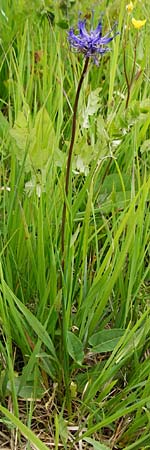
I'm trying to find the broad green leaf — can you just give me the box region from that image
[100,173,131,194]
[89,329,124,353]
[67,331,84,365]
[7,374,44,399]
[82,88,101,128]
[56,20,68,29]
[9,109,31,172]
[84,437,110,450]
[10,107,57,172]
[73,136,100,175]
[54,147,66,168]
[10,112,28,149]
[29,107,56,169]
[97,115,109,144]
[10,110,29,150]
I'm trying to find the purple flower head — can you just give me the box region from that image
[68,14,119,64]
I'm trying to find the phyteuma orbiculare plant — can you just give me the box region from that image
[61,12,119,262]
[61,11,119,409]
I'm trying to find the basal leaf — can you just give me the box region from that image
[84,437,110,450]
[89,329,124,353]
[67,331,84,365]
[29,107,56,169]
[10,108,29,149]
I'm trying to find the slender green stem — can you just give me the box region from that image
[123,44,130,109]
[61,57,89,264]
[124,32,139,109]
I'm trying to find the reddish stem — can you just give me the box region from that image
[61,57,89,265]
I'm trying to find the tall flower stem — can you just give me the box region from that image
[61,57,89,410]
[61,56,89,264]
[123,31,138,109]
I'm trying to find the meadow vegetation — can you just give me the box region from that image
[0,0,150,448]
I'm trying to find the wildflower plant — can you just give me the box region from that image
[126,1,134,14]
[1,2,150,447]
[132,17,146,29]
[61,12,119,404]
[123,4,146,108]
[62,13,119,257]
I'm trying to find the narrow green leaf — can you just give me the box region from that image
[0,405,49,450]
[3,281,58,361]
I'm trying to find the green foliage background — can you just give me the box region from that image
[0,0,150,449]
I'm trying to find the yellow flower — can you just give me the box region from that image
[126,2,134,13]
[132,18,146,29]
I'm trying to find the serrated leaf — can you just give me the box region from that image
[73,136,100,175]
[97,115,109,142]
[82,88,101,128]
[67,331,84,365]
[89,329,124,353]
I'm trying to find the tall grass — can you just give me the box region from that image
[0,0,150,448]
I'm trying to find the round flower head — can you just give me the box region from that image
[68,14,119,64]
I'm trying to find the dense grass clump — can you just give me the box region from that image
[0,0,150,448]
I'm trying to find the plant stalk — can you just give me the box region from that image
[124,32,139,109]
[61,56,89,410]
[61,57,89,264]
